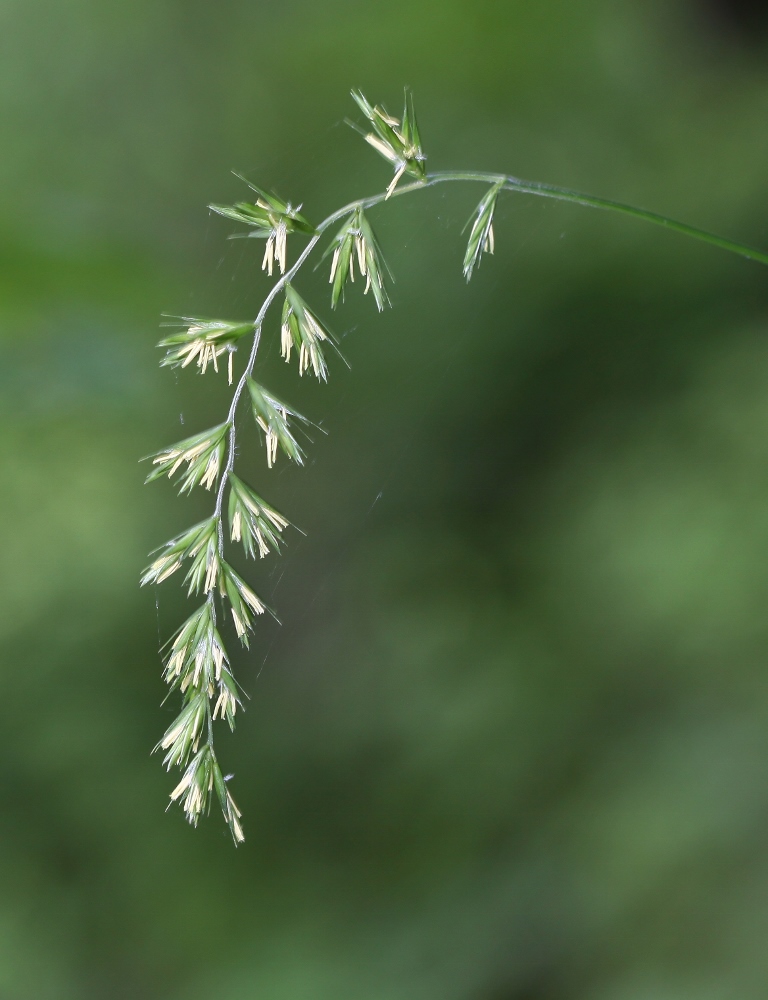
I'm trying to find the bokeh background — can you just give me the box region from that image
[3,0,768,996]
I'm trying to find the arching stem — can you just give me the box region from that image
[213,169,768,552]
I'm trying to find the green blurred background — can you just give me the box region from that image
[3,0,768,996]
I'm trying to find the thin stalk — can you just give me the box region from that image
[206,702,214,749]
[494,173,768,266]
[414,172,768,266]
[213,169,768,553]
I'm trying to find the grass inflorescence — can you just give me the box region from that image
[142,89,768,844]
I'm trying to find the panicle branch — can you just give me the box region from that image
[350,88,426,197]
[247,378,310,467]
[463,179,505,281]
[209,179,316,276]
[159,317,253,384]
[280,284,336,380]
[170,746,244,842]
[324,206,390,311]
[145,423,229,493]
[228,473,289,559]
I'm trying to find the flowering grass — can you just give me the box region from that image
[142,89,768,844]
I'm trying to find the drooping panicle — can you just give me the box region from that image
[209,178,316,276]
[145,423,229,493]
[463,179,504,281]
[323,207,390,311]
[350,88,426,197]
